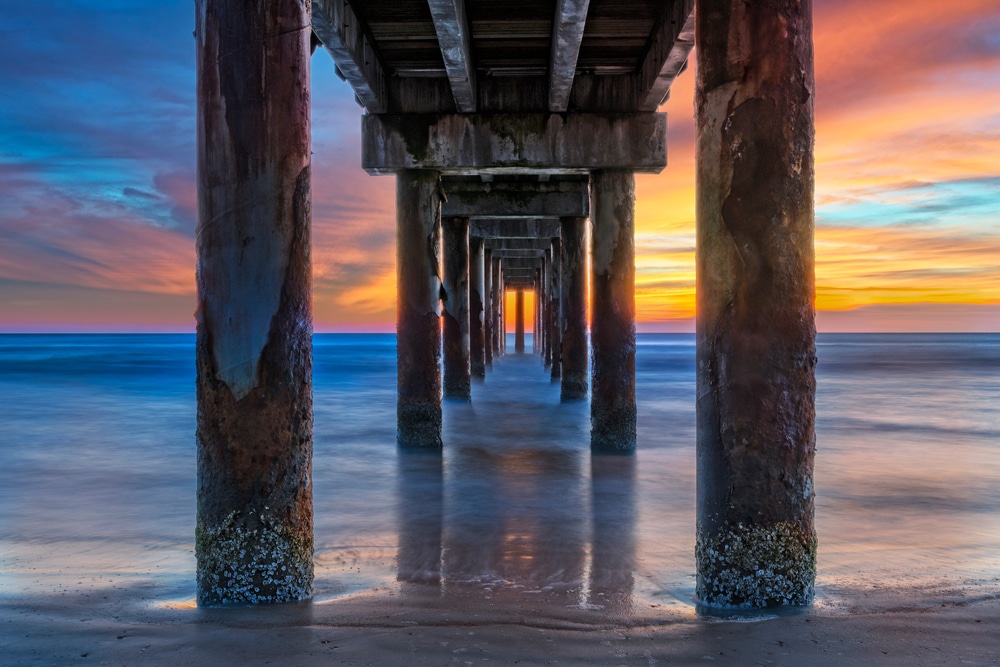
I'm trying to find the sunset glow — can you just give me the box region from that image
[0,1,997,332]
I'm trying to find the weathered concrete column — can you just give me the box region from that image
[195,0,313,606]
[549,238,562,380]
[535,267,543,355]
[695,0,818,608]
[542,249,553,368]
[397,171,444,447]
[470,237,487,378]
[591,170,637,451]
[442,217,471,401]
[560,217,588,400]
[500,270,507,353]
[493,257,503,357]
[514,289,525,352]
[484,248,494,369]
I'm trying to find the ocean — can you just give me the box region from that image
[1,333,998,621]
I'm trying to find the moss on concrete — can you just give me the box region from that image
[196,510,313,606]
[696,521,816,609]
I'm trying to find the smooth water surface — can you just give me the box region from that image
[1,333,997,620]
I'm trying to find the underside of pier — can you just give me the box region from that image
[195,0,817,611]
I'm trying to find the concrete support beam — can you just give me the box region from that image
[514,289,526,352]
[590,170,637,451]
[195,0,314,606]
[442,179,589,218]
[470,236,487,378]
[560,217,588,400]
[484,237,559,251]
[312,0,387,113]
[501,257,544,270]
[492,249,546,259]
[397,171,444,447]
[548,0,591,112]
[483,248,493,369]
[471,219,561,239]
[362,113,667,175]
[637,0,695,110]
[549,238,562,379]
[442,216,471,401]
[695,0,818,609]
[426,0,477,112]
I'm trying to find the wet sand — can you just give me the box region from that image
[4,587,999,666]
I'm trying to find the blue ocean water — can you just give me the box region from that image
[0,333,998,618]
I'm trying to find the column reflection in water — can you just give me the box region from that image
[589,453,637,614]
[443,447,586,604]
[395,440,637,612]
[396,451,444,587]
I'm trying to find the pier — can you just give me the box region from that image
[195,0,817,610]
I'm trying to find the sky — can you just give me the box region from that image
[0,0,998,333]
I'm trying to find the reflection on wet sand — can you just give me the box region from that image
[396,445,636,615]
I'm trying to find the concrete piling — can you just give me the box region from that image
[549,237,562,380]
[470,237,487,378]
[396,171,444,447]
[194,0,314,606]
[484,248,494,369]
[442,216,472,400]
[695,0,818,608]
[514,287,524,352]
[590,170,637,451]
[559,217,588,400]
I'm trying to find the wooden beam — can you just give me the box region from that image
[427,0,477,112]
[312,0,388,113]
[636,0,695,110]
[548,0,591,112]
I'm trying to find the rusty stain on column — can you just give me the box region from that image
[549,237,562,380]
[442,216,471,401]
[695,0,818,608]
[484,248,494,370]
[195,0,313,606]
[397,171,444,447]
[560,216,588,400]
[514,288,526,352]
[470,236,487,378]
[591,170,637,451]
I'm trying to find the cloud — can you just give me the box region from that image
[1,1,998,331]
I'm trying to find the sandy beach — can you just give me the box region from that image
[4,583,999,666]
